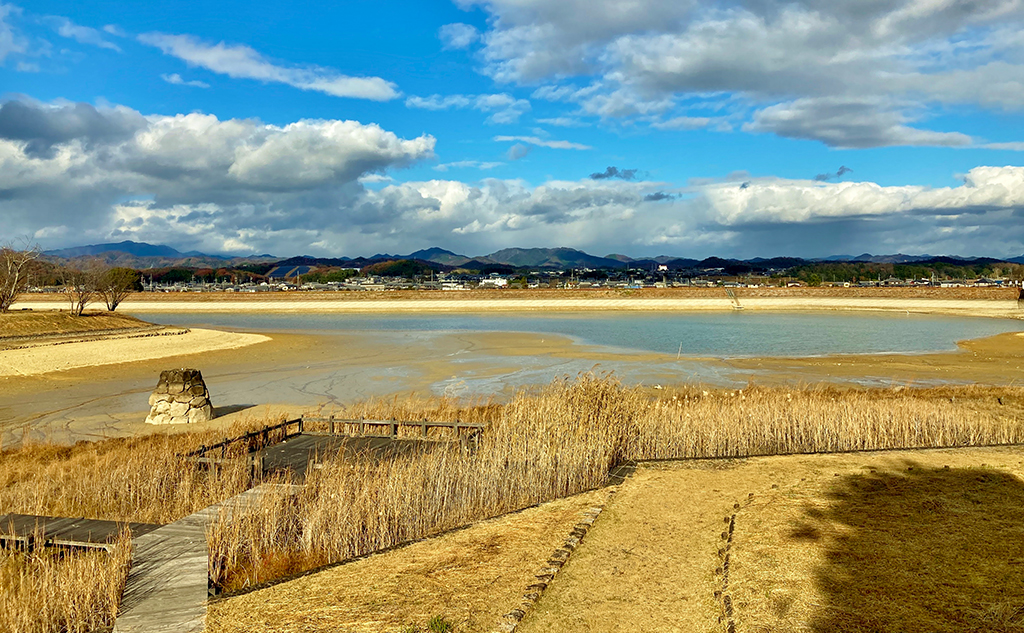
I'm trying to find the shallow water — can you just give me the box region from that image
[130,311,1024,359]
[7,310,1021,445]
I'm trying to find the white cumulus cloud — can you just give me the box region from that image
[439,22,480,50]
[3,100,1024,258]
[458,0,1024,149]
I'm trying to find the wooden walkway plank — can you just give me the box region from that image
[259,434,436,481]
[114,522,208,633]
[113,484,301,633]
[0,513,160,550]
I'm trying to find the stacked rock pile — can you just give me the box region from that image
[145,368,214,425]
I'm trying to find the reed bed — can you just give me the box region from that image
[0,420,275,524]
[0,534,131,633]
[207,377,1024,591]
[4,377,1024,617]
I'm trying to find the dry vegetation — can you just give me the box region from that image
[0,534,131,633]
[0,310,153,342]
[518,449,1024,633]
[0,421,284,523]
[3,377,1024,630]
[207,490,608,633]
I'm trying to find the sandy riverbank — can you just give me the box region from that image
[726,330,1024,386]
[4,305,1024,446]
[0,328,270,377]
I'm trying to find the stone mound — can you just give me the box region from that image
[146,368,214,425]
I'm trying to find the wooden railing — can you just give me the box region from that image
[183,417,303,460]
[301,415,485,452]
[182,416,486,467]
[301,415,484,437]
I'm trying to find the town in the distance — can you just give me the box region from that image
[31,240,1024,293]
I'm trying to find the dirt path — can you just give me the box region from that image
[520,446,1024,633]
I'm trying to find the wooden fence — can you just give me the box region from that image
[301,415,484,439]
[183,417,304,460]
[183,416,486,477]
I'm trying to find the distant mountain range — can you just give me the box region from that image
[43,240,1024,270]
[46,240,217,259]
[44,241,276,269]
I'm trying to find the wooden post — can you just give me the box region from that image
[391,419,398,438]
[421,419,427,438]
[359,418,365,435]
[329,415,335,435]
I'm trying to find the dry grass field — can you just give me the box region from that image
[0,311,153,343]
[207,489,609,633]
[520,447,1024,633]
[3,377,1024,631]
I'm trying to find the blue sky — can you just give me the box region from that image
[3,0,1024,258]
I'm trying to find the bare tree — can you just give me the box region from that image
[58,261,102,316]
[0,243,41,313]
[97,267,142,311]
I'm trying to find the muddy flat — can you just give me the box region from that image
[520,446,1024,633]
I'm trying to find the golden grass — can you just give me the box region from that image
[0,534,131,633]
[518,447,1024,633]
[733,458,1024,633]
[207,489,608,633]
[4,377,1024,630]
[0,311,152,341]
[0,420,275,524]
[207,378,1024,592]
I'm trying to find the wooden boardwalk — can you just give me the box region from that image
[114,521,207,633]
[113,484,300,633]
[260,433,437,480]
[0,513,160,551]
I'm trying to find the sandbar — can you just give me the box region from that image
[0,328,270,377]
[3,314,1024,446]
[13,294,1024,320]
[726,331,1024,386]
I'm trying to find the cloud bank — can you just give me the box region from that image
[446,0,1024,148]
[3,99,1024,258]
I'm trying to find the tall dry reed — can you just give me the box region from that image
[5,377,1024,599]
[0,534,131,633]
[0,422,271,524]
[207,377,1024,591]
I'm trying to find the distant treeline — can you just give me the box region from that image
[787,261,1024,284]
[27,252,1024,287]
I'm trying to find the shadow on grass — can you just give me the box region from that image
[213,404,256,417]
[799,464,1024,633]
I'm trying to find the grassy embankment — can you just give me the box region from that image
[2,378,1024,631]
[0,311,154,345]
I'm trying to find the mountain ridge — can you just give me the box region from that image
[40,241,1024,270]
